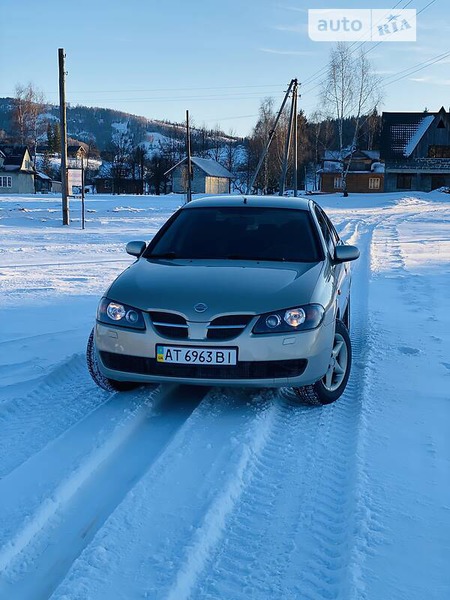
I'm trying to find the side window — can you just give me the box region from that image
[314,206,335,255]
[322,210,340,247]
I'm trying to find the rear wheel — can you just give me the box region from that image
[293,319,351,406]
[86,328,140,392]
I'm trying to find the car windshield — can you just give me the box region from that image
[145,206,322,262]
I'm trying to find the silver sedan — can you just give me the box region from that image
[87,196,359,405]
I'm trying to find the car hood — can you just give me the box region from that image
[107,258,324,320]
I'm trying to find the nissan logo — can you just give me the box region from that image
[194,303,208,313]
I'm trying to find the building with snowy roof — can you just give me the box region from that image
[34,171,52,193]
[166,156,234,194]
[0,145,35,194]
[380,107,450,192]
[319,149,384,194]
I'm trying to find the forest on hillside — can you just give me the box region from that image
[0,91,381,194]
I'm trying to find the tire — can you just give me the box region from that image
[293,320,352,406]
[86,328,139,392]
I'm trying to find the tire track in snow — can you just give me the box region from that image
[0,354,108,479]
[190,399,325,600]
[49,389,282,600]
[279,220,378,600]
[180,221,378,600]
[337,204,437,598]
[164,395,281,600]
[0,384,206,600]
[347,201,450,599]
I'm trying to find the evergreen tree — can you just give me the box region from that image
[41,150,53,177]
[53,123,61,154]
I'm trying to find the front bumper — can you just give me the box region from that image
[94,318,334,388]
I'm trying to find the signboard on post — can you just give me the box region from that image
[67,168,83,195]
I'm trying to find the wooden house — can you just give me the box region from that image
[67,142,88,160]
[35,171,52,193]
[380,107,450,192]
[319,149,384,193]
[166,157,234,194]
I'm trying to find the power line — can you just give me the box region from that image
[384,50,450,86]
[383,49,450,82]
[300,0,411,90]
[66,93,286,104]
[300,0,438,94]
[301,48,450,99]
[44,83,286,96]
[417,0,437,15]
[200,113,258,123]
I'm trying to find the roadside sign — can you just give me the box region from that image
[67,168,82,195]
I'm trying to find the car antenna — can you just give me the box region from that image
[243,197,247,204]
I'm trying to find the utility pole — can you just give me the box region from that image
[247,79,295,195]
[186,110,192,203]
[58,48,69,225]
[279,80,297,196]
[81,152,85,230]
[293,79,298,197]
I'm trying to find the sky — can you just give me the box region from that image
[0,0,447,136]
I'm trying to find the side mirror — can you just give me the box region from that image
[126,241,146,257]
[334,244,360,263]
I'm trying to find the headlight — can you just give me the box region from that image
[253,304,324,334]
[284,308,306,327]
[97,298,146,330]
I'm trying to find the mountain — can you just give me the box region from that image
[0,98,235,152]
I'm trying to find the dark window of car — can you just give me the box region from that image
[314,205,338,255]
[322,208,340,246]
[145,206,323,262]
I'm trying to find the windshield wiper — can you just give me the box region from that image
[226,255,287,262]
[146,252,178,259]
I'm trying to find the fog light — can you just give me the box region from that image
[126,310,139,324]
[266,314,281,329]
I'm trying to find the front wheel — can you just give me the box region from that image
[86,328,139,392]
[293,320,352,406]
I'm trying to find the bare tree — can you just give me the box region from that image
[310,110,335,191]
[110,123,134,194]
[12,83,46,168]
[129,145,147,194]
[365,108,382,150]
[248,98,283,194]
[82,133,100,183]
[209,124,223,163]
[322,43,383,194]
[223,128,239,175]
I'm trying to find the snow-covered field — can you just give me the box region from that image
[0,191,449,600]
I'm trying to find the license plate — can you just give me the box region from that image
[156,345,237,365]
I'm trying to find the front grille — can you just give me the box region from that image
[100,351,307,380]
[148,311,188,340]
[207,314,253,341]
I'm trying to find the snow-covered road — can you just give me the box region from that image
[0,192,449,600]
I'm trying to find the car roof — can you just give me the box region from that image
[181,195,311,211]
